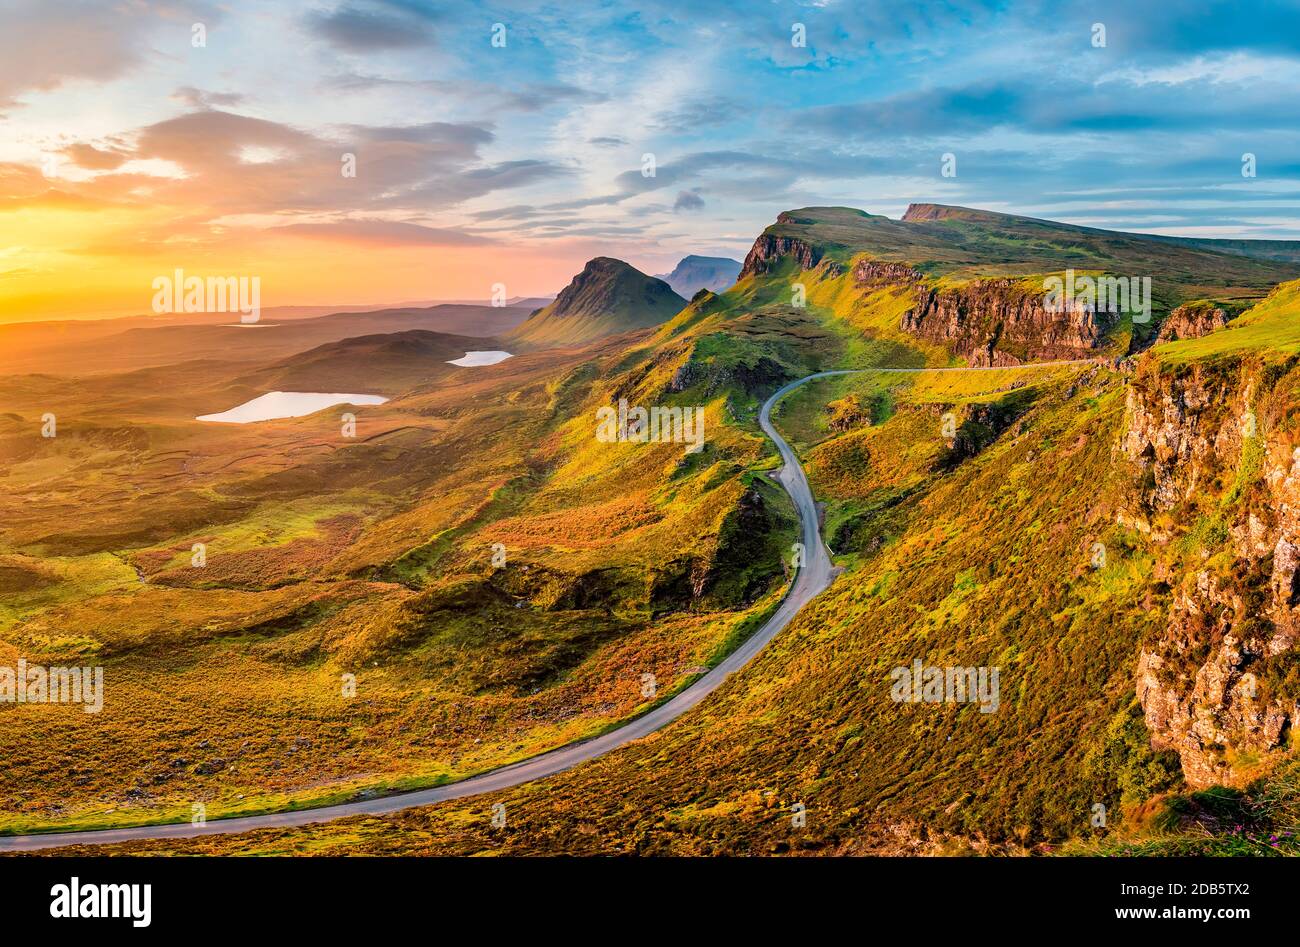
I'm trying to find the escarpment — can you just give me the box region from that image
[739,219,824,277]
[853,260,923,287]
[896,276,1115,367]
[1122,357,1300,786]
[1156,303,1231,342]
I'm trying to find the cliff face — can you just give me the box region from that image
[885,266,1114,366]
[852,260,923,287]
[1157,303,1230,343]
[739,216,824,278]
[1122,358,1300,786]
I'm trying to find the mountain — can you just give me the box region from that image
[742,204,1300,294]
[507,257,686,348]
[656,255,742,297]
[735,204,1300,366]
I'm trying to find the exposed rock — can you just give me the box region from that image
[936,393,1034,469]
[899,276,1113,366]
[853,260,923,287]
[826,394,871,433]
[739,229,823,278]
[1157,303,1230,343]
[1119,361,1260,511]
[667,350,788,398]
[1124,358,1300,786]
[901,203,981,223]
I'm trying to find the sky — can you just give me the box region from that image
[1,0,1298,322]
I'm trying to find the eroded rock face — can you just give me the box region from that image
[1120,364,1223,510]
[1157,304,1230,343]
[1123,360,1300,786]
[739,232,823,278]
[852,260,923,287]
[896,276,1113,366]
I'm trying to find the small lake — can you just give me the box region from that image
[448,350,513,367]
[196,391,388,423]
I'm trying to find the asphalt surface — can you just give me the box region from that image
[1,361,1090,851]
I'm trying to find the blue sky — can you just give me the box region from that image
[2,0,1298,311]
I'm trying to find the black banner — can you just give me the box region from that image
[0,855,1281,934]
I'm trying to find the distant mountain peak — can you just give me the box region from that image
[656,254,742,297]
[508,257,686,348]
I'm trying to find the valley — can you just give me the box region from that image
[5,204,1300,858]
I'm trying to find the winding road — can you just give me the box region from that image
[1,363,1087,851]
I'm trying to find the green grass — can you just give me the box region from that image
[1156,280,1300,362]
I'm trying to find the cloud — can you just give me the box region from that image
[0,187,112,211]
[0,1,221,109]
[120,110,550,216]
[344,120,492,151]
[799,84,1026,137]
[673,190,705,212]
[5,0,1300,272]
[171,86,247,109]
[396,158,571,206]
[135,109,320,170]
[652,97,743,131]
[61,143,132,171]
[306,3,437,51]
[324,73,606,112]
[273,218,494,246]
[1060,0,1300,58]
[797,74,1300,139]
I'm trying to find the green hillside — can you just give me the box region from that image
[12,204,1300,858]
[753,204,1300,303]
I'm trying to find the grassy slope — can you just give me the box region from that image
[748,206,1300,366]
[56,358,1188,855]
[774,205,1300,299]
[18,208,1300,855]
[0,325,801,834]
[1153,279,1300,362]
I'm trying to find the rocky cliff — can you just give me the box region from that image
[1156,302,1231,343]
[1122,356,1300,786]
[882,264,1114,366]
[739,215,825,278]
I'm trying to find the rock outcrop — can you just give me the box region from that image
[852,260,924,288]
[1157,303,1230,343]
[667,349,788,398]
[739,216,824,278]
[825,394,872,432]
[894,274,1113,367]
[1122,358,1300,786]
